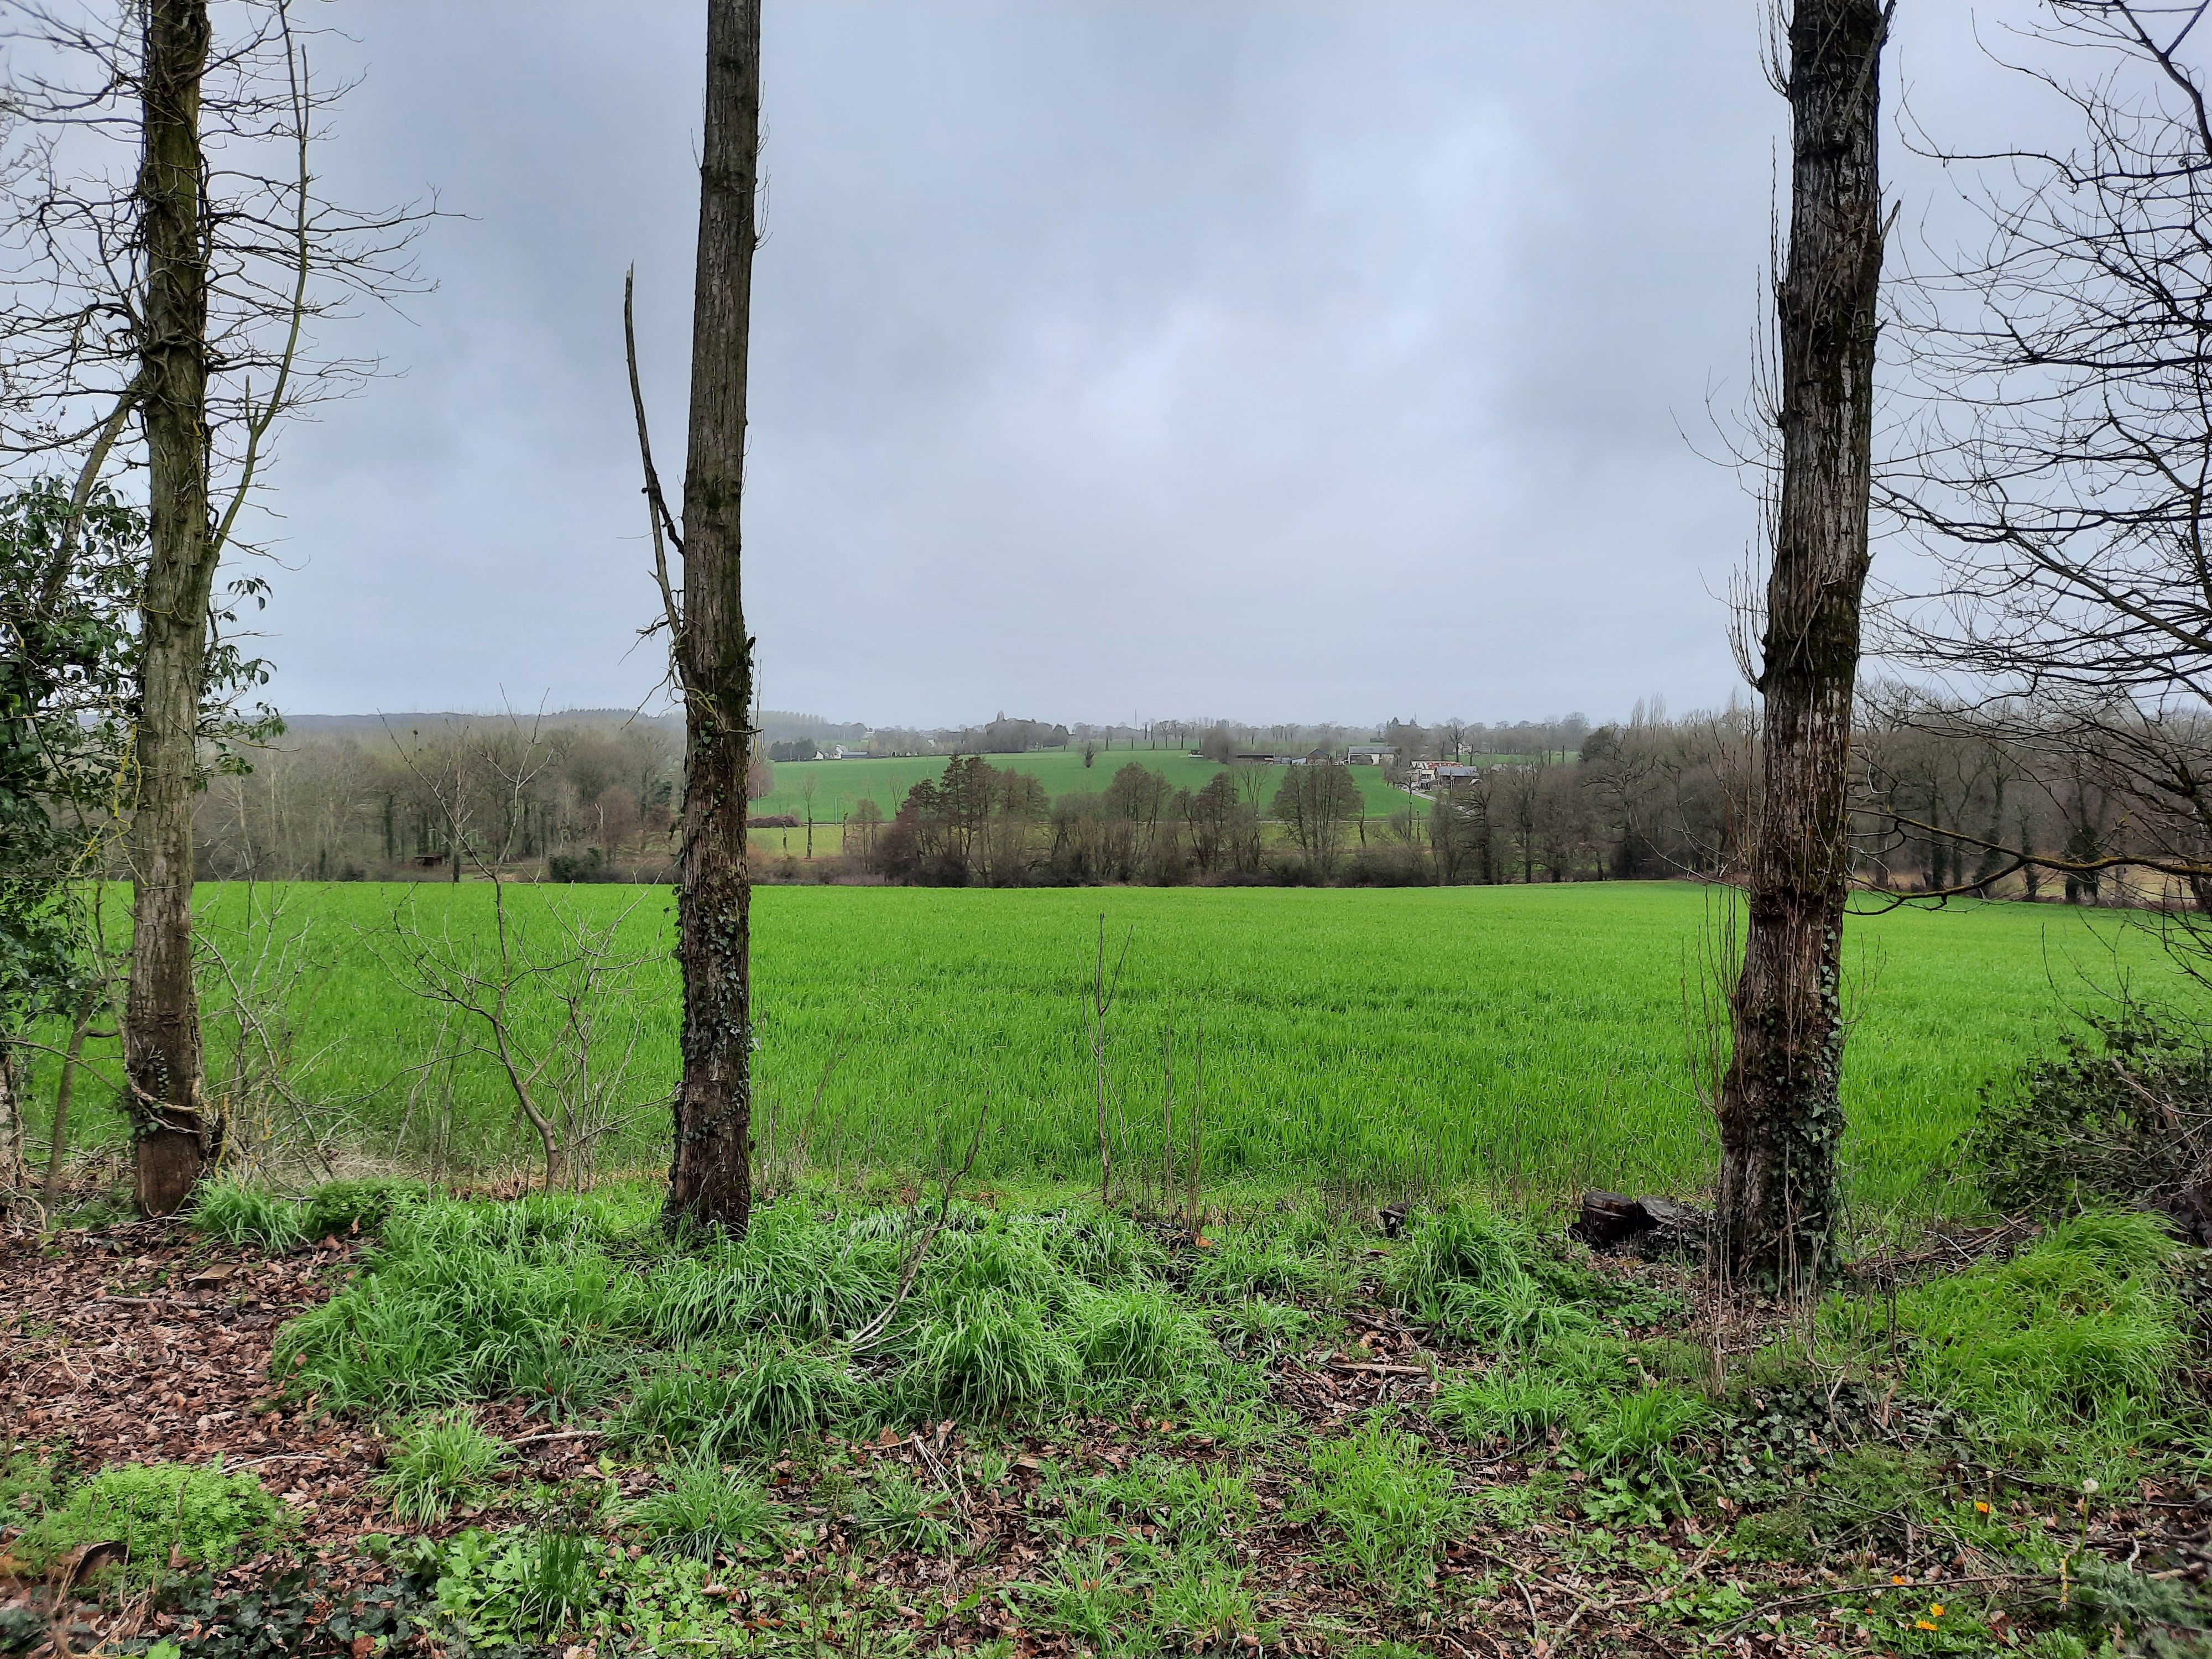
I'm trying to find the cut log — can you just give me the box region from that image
[1574,1191,1710,1252]
[1574,1191,1647,1246]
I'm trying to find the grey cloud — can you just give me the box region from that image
[243,1,2075,728]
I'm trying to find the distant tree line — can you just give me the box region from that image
[187,718,685,883]
[836,702,2185,896]
[129,698,2192,900]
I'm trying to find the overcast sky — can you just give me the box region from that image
[222,3,2053,729]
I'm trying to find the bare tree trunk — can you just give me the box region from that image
[126,0,218,1217]
[663,0,761,1234]
[46,1005,95,1194]
[1717,0,1888,1287]
[0,1044,24,1190]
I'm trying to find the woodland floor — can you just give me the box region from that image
[1,1210,2209,1658]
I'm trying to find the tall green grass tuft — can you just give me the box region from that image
[627,1452,785,1560]
[1893,1209,2186,1453]
[1304,1416,1467,1600]
[617,1340,854,1457]
[373,1407,508,1524]
[1072,1287,1208,1383]
[1432,1370,1581,1448]
[909,1297,1079,1416]
[192,1176,309,1252]
[192,1175,418,1251]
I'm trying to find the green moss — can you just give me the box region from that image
[24,1462,290,1580]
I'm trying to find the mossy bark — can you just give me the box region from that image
[126,0,217,1217]
[664,0,761,1235]
[1718,0,1888,1287]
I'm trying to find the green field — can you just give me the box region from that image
[752,748,1420,824]
[24,881,2179,1225]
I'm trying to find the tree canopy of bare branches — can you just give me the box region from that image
[1882,3,2212,925]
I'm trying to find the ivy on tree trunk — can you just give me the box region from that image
[663,0,762,1235]
[1718,0,1890,1288]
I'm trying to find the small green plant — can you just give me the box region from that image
[431,1526,614,1645]
[1571,1385,1708,1521]
[373,1407,508,1524]
[1732,1446,1943,1563]
[0,1446,61,1525]
[23,1461,290,1581]
[1211,1298,1315,1357]
[191,1176,308,1251]
[1433,1369,1582,1447]
[1020,1541,1131,1645]
[1303,1416,1467,1599]
[628,1453,783,1561]
[1097,1456,1258,1547]
[301,1177,411,1240]
[848,1468,955,1554]
[1152,1553,1262,1649]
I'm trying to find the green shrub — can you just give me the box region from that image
[276,1275,472,1410]
[301,1177,411,1240]
[25,1462,289,1580]
[1304,1417,1466,1599]
[628,1453,784,1561]
[373,1408,508,1524]
[646,1204,904,1342]
[1630,1337,1718,1389]
[0,1447,61,1526]
[1895,1209,2184,1449]
[927,1226,1072,1314]
[1969,1010,2212,1221]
